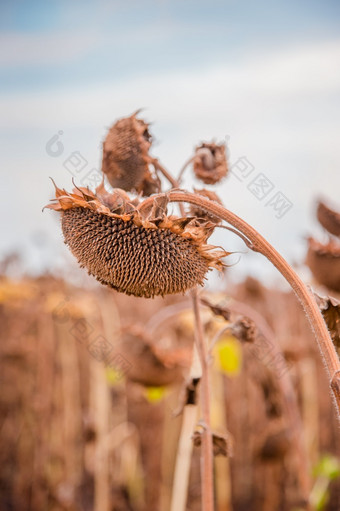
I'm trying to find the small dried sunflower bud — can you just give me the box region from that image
[193,142,228,185]
[45,184,227,298]
[102,111,159,196]
[189,189,223,224]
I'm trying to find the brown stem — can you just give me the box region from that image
[150,158,186,217]
[147,168,215,508]
[151,158,180,189]
[216,224,254,250]
[192,289,214,511]
[177,155,195,184]
[139,191,340,418]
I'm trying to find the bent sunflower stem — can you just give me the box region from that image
[138,190,340,419]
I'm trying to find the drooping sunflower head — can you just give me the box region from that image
[45,182,228,298]
[101,111,160,196]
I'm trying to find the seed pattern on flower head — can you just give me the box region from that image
[45,184,228,298]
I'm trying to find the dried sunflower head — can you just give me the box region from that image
[102,111,160,196]
[193,142,228,185]
[45,183,227,298]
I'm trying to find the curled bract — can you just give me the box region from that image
[45,183,228,298]
[189,188,223,224]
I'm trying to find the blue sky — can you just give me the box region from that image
[1,1,340,92]
[1,0,340,286]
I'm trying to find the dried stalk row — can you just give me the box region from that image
[1,277,340,510]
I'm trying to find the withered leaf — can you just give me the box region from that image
[314,292,340,353]
[192,428,233,457]
[306,237,340,292]
[317,200,340,237]
[200,297,231,321]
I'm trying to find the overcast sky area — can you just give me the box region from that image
[1,0,340,289]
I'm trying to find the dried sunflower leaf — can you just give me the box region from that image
[200,297,231,321]
[306,237,340,292]
[192,428,233,457]
[317,200,340,237]
[314,292,340,353]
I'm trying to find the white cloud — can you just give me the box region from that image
[0,30,101,67]
[1,38,339,127]
[0,17,213,69]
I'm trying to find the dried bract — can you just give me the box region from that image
[200,297,231,321]
[189,189,223,224]
[45,184,228,298]
[306,237,340,292]
[317,200,340,237]
[314,292,340,356]
[102,111,159,196]
[193,142,228,184]
[192,429,233,457]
